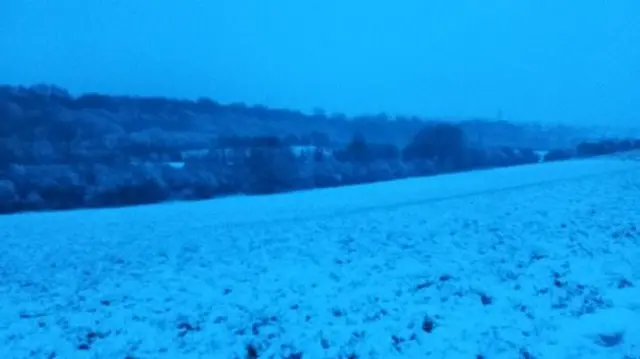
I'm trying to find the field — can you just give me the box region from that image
[1,155,640,358]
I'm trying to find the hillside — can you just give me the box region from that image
[1,84,595,151]
[3,84,639,216]
[1,155,639,358]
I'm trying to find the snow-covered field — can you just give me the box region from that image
[1,155,640,358]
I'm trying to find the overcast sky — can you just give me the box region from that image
[2,0,639,126]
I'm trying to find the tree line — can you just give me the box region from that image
[0,84,637,215]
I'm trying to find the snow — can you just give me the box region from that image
[1,155,640,358]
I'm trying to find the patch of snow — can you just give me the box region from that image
[166,161,186,169]
[1,157,639,358]
[535,150,549,162]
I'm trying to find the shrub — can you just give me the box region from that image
[0,180,19,213]
[244,146,300,194]
[544,149,574,162]
[576,140,618,157]
[403,123,468,172]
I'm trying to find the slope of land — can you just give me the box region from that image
[1,84,596,149]
[1,155,639,358]
[3,84,640,216]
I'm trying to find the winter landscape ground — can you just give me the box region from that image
[1,154,640,359]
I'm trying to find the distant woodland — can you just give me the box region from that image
[0,84,638,215]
